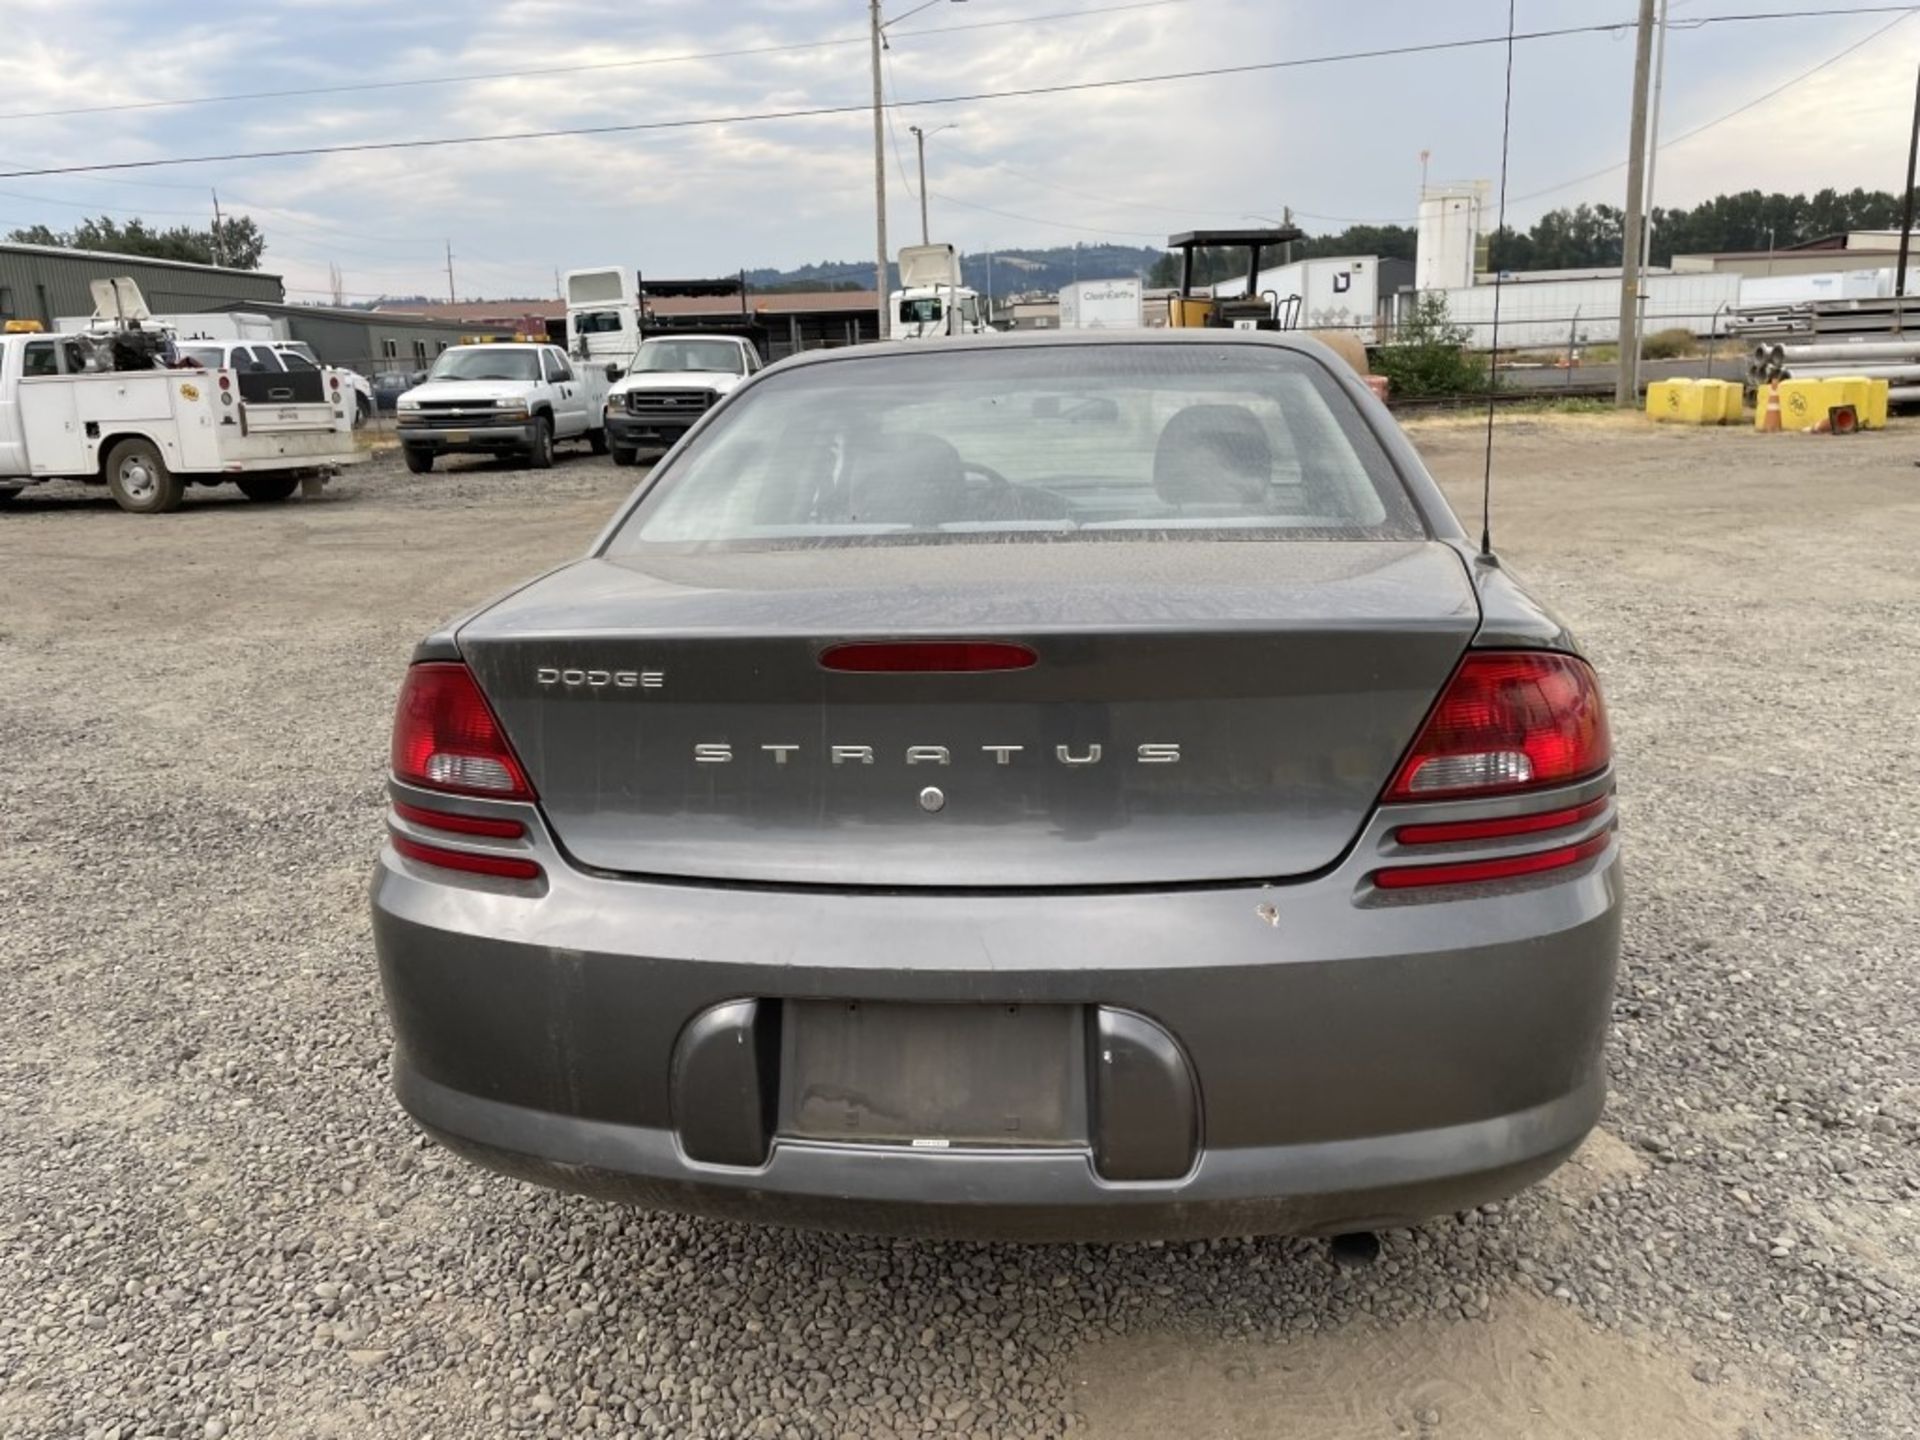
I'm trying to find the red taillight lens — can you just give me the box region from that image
[390,832,542,882]
[1394,794,1610,846]
[390,662,533,799]
[217,373,231,391]
[820,641,1038,673]
[1387,652,1609,801]
[392,799,526,839]
[1373,829,1612,890]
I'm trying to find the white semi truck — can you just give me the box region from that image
[890,244,990,339]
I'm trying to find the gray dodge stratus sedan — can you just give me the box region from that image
[371,331,1620,1241]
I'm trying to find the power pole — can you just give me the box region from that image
[910,125,931,244]
[1615,0,1658,408]
[210,189,225,267]
[1896,64,1920,312]
[445,241,456,304]
[869,0,890,340]
[1634,0,1670,372]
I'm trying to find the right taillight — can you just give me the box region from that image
[390,662,534,799]
[1386,651,1610,801]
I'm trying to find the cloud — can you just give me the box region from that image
[3,0,1918,300]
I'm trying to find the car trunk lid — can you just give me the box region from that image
[457,541,1479,887]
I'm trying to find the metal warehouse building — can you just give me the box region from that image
[0,242,282,325]
[0,241,471,372]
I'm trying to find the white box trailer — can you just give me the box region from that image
[1058,278,1143,329]
[1212,257,1389,343]
[1415,271,1743,349]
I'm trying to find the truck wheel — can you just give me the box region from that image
[611,446,638,467]
[528,416,555,470]
[403,447,435,475]
[353,395,372,430]
[237,475,300,503]
[105,438,185,515]
[587,427,609,455]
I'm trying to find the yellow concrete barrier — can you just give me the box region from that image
[1649,377,1742,424]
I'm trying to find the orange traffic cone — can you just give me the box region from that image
[1760,382,1782,433]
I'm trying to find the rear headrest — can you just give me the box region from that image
[848,431,966,525]
[1152,404,1273,509]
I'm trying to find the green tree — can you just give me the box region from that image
[7,213,266,269]
[1372,293,1489,398]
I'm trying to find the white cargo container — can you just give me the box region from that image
[1057,278,1143,329]
[1415,271,1742,349]
[1210,257,1391,343]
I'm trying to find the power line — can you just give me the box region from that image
[1513,7,1917,202]
[0,20,1670,181]
[0,1,1191,124]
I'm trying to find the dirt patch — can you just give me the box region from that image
[1542,1128,1649,1209]
[1067,1288,1795,1440]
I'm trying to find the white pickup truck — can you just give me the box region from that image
[0,329,364,514]
[395,342,615,473]
[602,334,762,465]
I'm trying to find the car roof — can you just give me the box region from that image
[770,326,1350,374]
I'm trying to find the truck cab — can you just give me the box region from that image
[562,267,642,378]
[889,243,990,340]
[395,341,613,473]
[602,334,761,466]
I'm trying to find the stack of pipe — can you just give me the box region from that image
[1748,341,1920,405]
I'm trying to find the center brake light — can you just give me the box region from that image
[1386,651,1610,801]
[391,662,534,799]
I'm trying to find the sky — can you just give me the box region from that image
[1,0,1918,303]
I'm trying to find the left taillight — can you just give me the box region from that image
[390,661,534,799]
[1386,651,1610,802]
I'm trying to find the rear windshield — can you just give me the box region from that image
[607,343,1421,552]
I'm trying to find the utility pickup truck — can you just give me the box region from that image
[395,342,613,472]
[0,328,363,514]
[602,334,761,465]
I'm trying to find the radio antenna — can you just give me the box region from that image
[1480,0,1518,558]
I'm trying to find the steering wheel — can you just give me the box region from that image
[962,460,1013,496]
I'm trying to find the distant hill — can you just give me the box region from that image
[743,243,1164,296]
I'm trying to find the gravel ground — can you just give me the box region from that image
[1,422,1914,1439]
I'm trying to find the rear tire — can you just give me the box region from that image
[587,427,609,455]
[237,475,300,503]
[611,445,638,467]
[353,395,372,429]
[528,416,555,470]
[104,438,184,515]
[403,447,435,475]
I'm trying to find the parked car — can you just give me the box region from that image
[603,334,761,465]
[371,370,426,413]
[371,331,1620,1240]
[395,342,612,473]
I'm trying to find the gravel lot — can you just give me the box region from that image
[1,420,1915,1439]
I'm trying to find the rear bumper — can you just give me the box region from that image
[395,1059,1600,1242]
[397,422,535,453]
[371,776,1621,1240]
